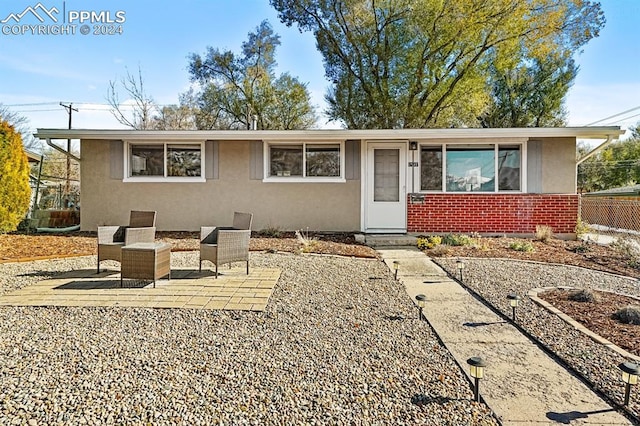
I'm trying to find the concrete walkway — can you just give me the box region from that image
[378,246,632,425]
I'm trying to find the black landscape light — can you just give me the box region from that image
[456,259,465,282]
[467,356,486,402]
[415,294,426,320]
[507,293,521,322]
[393,260,400,280]
[619,362,639,406]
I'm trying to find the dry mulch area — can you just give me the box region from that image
[428,237,640,279]
[2,231,639,360]
[537,289,640,357]
[0,231,379,262]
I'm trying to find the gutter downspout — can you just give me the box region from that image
[44,138,81,162]
[575,134,617,195]
[576,134,615,166]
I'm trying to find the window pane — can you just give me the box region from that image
[270,145,303,176]
[167,144,201,177]
[306,144,340,177]
[446,145,495,192]
[420,146,442,191]
[498,145,520,190]
[374,149,399,202]
[131,145,164,176]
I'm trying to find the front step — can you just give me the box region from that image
[362,234,418,248]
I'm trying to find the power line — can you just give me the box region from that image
[7,101,178,108]
[2,102,59,107]
[586,105,640,126]
[13,109,61,113]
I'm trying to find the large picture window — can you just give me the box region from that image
[446,145,495,192]
[267,142,343,180]
[420,143,522,192]
[128,142,203,180]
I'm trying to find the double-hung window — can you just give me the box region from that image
[420,143,522,192]
[126,142,204,182]
[265,141,344,181]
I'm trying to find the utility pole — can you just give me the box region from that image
[60,102,78,208]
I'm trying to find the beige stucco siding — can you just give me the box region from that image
[80,139,360,232]
[540,137,576,194]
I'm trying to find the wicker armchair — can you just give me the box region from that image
[199,229,251,277]
[232,212,253,230]
[97,210,157,272]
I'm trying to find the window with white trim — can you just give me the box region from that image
[420,143,522,192]
[126,142,204,181]
[266,141,344,181]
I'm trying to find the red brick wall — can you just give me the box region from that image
[407,194,578,234]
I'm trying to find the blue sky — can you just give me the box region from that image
[1,0,639,137]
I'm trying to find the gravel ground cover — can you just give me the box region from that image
[436,258,640,421]
[0,252,496,425]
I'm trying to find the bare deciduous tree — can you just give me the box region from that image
[0,104,40,151]
[106,66,158,129]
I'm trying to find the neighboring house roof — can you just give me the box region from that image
[584,184,640,197]
[25,150,42,163]
[34,127,624,142]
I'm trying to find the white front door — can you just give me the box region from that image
[365,142,407,233]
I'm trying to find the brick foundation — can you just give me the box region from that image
[407,193,578,235]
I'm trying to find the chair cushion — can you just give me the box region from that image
[112,226,129,242]
[202,226,234,244]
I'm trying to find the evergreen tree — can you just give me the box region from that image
[0,120,31,232]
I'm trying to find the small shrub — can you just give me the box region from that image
[612,305,640,325]
[572,244,590,254]
[568,289,599,303]
[417,235,442,250]
[535,225,554,242]
[442,233,473,247]
[471,239,490,251]
[611,236,640,259]
[629,259,640,270]
[258,226,283,238]
[509,241,534,252]
[296,228,319,253]
[429,245,450,257]
[574,218,592,238]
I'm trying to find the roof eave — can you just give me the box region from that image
[34,126,625,142]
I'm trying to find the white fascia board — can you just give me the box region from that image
[34,127,625,142]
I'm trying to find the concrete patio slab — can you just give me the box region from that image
[0,267,280,311]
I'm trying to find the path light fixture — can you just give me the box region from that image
[456,259,465,282]
[507,293,521,322]
[415,294,426,320]
[467,356,486,402]
[619,362,639,406]
[393,261,400,280]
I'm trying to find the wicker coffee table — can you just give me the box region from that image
[120,242,171,288]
